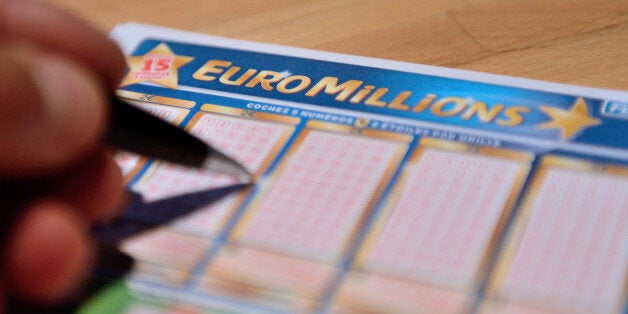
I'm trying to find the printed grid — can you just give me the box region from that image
[335,273,470,313]
[236,130,405,263]
[205,245,335,299]
[128,113,291,237]
[114,152,141,177]
[361,149,524,289]
[120,111,294,287]
[478,301,562,314]
[170,193,240,239]
[133,163,237,202]
[189,113,286,171]
[128,163,239,238]
[121,227,209,271]
[497,168,628,311]
[137,103,188,123]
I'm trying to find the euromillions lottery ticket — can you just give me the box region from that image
[80,23,627,314]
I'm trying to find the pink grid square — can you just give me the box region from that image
[206,246,335,298]
[115,151,141,176]
[170,192,240,238]
[133,162,237,202]
[336,273,470,313]
[121,228,210,271]
[362,149,524,289]
[498,168,628,311]
[137,103,187,123]
[188,114,289,172]
[237,130,404,263]
[129,114,292,236]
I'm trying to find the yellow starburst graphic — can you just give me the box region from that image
[537,97,601,140]
[120,43,193,89]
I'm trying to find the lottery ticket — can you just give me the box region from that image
[201,244,335,311]
[477,300,563,314]
[333,272,471,313]
[234,121,410,263]
[78,23,628,313]
[489,156,628,314]
[112,90,193,182]
[357,138,532,291]
[190,122,409,309]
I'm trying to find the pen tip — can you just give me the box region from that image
[203,149,253,183]
[237,172,254,185]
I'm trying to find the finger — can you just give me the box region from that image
[53,151,125,221]
[2,200,93,303]
[0,0,125,87]
[0,43,107,177]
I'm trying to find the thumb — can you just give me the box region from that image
[0,43,107,177]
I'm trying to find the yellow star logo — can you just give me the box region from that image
[120,43,193,89]
[537,97,601,140]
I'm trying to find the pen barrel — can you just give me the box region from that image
[106,97,209,168]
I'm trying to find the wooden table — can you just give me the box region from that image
[47,0,627,91]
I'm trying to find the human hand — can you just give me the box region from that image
[0,0,126,310]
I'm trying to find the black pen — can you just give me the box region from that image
[106,96,252,182]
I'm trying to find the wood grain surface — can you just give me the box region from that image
[47,0,627,90]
